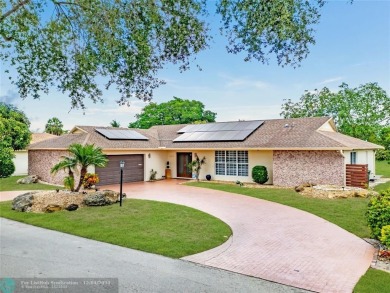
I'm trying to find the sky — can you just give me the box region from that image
[1,0,389,132]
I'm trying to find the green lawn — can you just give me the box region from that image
[374,181,390,193]
[354,269,390,293]
[0,199,231,258]
[0,176,59,191]
[376,160,390,178]
[187,182,371,238]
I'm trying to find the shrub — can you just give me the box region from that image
[82,173,99,189]
[235,180,244,187]
[376,150,390,161]
[380,225,390,248]
[149,169,157,181]
[63,176,75,191]
[366,189,390,239]
[0,145,15,178]
[252,165,269,184]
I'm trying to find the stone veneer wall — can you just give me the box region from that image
[273,150,345,187]
[28,150,79,185]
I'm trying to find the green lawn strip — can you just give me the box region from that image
[374,181,390,193]
[0,176,58,191]
[354,268,390,293]
[0,199,231,258]
[376,160,390,178]
[186,182,370,238]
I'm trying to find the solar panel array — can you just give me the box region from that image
[174,120,263,142]
[95,128,149,140]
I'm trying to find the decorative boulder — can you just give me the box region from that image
[17,175,39,184]
[295,183,314,192]
[65,204,79,211]
[12,192,37,212]
[44,204,62,213]
[83,190,121,206]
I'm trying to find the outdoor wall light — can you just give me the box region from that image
[148,153,151,158]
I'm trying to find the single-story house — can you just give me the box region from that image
[13,133,58,176]
[28,117,383,187]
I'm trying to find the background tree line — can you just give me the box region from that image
[281,82,390,161]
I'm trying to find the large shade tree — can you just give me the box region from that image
[129,97,216,129]
[0,102,31,150]
[280,82,390,143]
[1,0,325,109]
[0,102,31,177]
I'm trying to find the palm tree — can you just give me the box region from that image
[69,144,108,191]
[45,117,64,135]
[51,156,77,191]
[110,120,120,127]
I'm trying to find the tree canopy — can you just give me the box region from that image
[45,117,64,135]
[0,102,30,177]
[0,102,31,150]
[1,0,325,109]
[129,97,216,129]
[280,82,390,143]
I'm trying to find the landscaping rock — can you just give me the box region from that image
[83,190,121,206]
[44,204,62,213]
[12,192,37,212]
[17,175,39,184]
[65,204,79,211]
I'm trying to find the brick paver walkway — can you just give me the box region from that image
[103,180,374,293]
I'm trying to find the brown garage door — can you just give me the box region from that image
[96,155,144,186]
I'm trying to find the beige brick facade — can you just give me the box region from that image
[273,150,345,187]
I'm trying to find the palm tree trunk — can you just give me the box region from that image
[68,169,75,192]
[75,167,87,192]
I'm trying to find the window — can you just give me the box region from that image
[215,150,248,176]
[350,152,357,164]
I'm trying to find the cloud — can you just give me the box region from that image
[318,76,344,85]
[213,104,281,121]
[0,90,19,104]
[219,74,269,89]
[84,102,145,115]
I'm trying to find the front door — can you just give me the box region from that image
[177,152,192,178]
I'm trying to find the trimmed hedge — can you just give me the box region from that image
[252,165,269,184]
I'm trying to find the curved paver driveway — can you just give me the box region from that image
[104,180,374,293]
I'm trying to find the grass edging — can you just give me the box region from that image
[0,176,59,192]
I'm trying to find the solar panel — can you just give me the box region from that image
[95,128,148,140]
[174,120,263,142]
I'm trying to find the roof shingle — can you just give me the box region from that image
[28,117,384,151]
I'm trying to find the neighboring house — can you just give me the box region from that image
[28,117,383,187]
[12,133,58,176]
